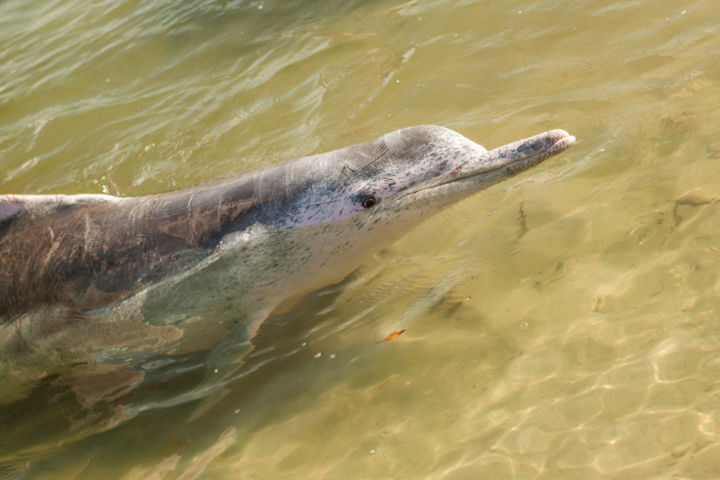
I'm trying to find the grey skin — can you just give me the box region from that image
[0,125,574,405]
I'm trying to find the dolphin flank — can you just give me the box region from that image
[0,125,574,399]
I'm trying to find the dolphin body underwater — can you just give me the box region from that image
[0,125,574,405]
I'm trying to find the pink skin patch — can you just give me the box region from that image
[0,194,26,220]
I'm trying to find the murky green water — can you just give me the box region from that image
[2,0,720,478]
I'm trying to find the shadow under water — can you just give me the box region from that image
[0,274,353,475]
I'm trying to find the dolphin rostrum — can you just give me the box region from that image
[0,125,575,403]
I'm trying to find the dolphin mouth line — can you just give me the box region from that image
[401,129,576,198]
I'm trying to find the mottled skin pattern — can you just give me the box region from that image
[0,125,574,405]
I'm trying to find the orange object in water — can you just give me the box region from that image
[376,329,406,343]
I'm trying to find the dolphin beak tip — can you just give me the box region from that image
[551,129,576,150]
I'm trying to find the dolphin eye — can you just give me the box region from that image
[360,195,377,209]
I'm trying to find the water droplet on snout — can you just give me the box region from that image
[314,352,322,359]
[519,322,529,330]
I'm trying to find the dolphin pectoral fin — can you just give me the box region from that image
[185,328,254,421]
[202,306,274,384]
[185,308,274,420]
[121,326,256,420]
[205,325,254,377]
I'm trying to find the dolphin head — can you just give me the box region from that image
[253,125,574,233]
[225,126,574,291]
[344,125,575,222]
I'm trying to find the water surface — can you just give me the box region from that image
[2,0,720,478]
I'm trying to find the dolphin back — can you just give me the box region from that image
[0,190,253,324]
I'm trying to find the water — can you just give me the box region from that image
[2,0,720,478]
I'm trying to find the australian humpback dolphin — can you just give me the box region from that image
[0,125,574,404]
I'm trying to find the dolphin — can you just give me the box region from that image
[0,125,574,404]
